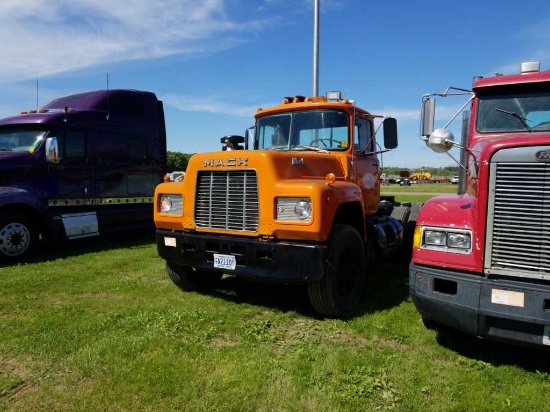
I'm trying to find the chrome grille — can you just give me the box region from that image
[486,160,550,280]
[195,170,259,231]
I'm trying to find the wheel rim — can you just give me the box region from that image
[0,222,31,256]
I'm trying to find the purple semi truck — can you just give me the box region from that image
[0,89,167,263]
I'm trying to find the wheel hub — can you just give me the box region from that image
[0,222,31,256]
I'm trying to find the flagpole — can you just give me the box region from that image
[312,0,320,96]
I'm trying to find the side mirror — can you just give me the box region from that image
[420,98,435,138]
[221,135,245,151]
[427,128,455,153]
[45,137,61,164]
[383,117,398,149]
[245,126,255,150]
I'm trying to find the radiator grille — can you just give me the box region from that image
[195,170,259,231]
[487,162,550,279]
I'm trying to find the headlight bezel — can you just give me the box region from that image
[276,197,313,222]
[158,194,183,215]
[420,226,472,253]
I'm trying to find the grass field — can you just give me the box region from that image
[2,184,550,411]
[381,182,458,203]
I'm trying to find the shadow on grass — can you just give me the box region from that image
[433,325,550,372]
[211,276,314,315]
[201,260,411,319]
[358,261,410,314]
[2,229,157,267]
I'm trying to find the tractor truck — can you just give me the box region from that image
[154,92,416,317]
[0,89,166,263]
[410,61,550,348]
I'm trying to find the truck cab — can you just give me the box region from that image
[0,89,166,262]
[410,62,550,348]
[155,92,412,317]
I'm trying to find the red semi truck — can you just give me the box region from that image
[0,89,166,263]
[410,62,550,348]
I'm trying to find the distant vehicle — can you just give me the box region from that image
[399,170,411,186]
[0,89,167,262]
[451,176,459,184]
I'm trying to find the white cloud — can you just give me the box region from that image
[0,0,259,83]
[162,93,272,117]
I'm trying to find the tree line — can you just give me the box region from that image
[382,166,460,177]
[166,151,194,172]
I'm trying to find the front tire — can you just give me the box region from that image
[0,213,37,263]
[307,224,366,318]
[166,261,222,292]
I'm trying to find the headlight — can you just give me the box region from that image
[159,194,183,214]
[294,200,312,220]
[447,232,471,249]
[276,198,312,222]
[420,226,472,253]
[424,230,447,246]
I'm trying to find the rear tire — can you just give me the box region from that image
[401,203,424,262]
[307,224,366,318]
[166,261,222,291]
[390,205,411,223]
[408,203,424,223]
[0,213,37,263]
[391,205,412,262]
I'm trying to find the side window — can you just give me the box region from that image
[117,100,146,117]
[58,130,86,159]
[97,135,149,165]
[127,138,147,162]
[354,118,373,152]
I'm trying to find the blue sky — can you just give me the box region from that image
[0,0,549,169]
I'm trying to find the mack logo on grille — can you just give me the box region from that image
[203,158,248,167]
[535,150,550,161]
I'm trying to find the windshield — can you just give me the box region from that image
[0,129,48,152]
[477,91,550,133]
[256,109,349,151]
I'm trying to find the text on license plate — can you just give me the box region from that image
[213,253,236,270]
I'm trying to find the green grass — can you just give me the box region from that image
[2,188,550,410]
[382,182,458,203]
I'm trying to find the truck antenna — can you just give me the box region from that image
[312,0,320,97]
[36,79,39,109]
[106,73,110,120]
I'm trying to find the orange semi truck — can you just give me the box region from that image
[154,92,416,317]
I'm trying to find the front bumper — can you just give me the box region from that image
[156,229,327,282]
[409,262,550,348]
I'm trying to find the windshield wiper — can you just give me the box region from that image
[495,108,532,132]
[293,145,330,154]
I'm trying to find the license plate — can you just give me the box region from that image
[213,253,236,270]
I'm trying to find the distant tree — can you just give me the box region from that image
[167,151,194,172]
